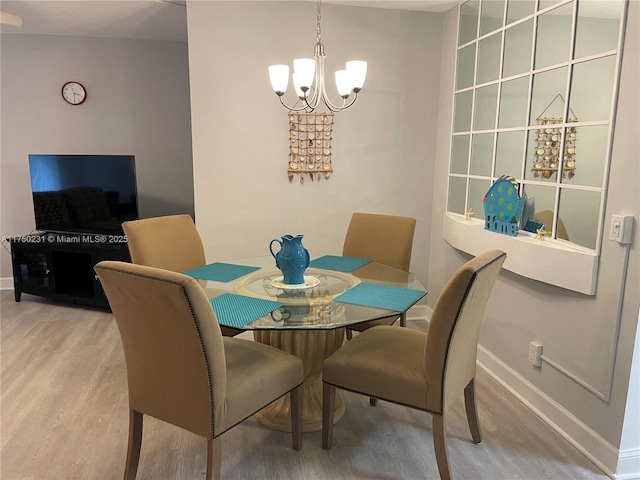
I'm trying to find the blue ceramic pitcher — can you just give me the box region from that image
[269,234,309,285]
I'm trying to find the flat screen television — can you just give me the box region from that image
[28,154,138,236]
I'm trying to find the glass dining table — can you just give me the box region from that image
[191,255,427,433]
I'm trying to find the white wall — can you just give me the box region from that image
[430,1,639,472]
[0,34,194,278]
[618,309,640,475]
[187,1,441,287]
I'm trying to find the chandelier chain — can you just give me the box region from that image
[316,0,322,44]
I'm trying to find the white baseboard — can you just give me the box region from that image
[477,346,621,479]
[418,306,635,480]
[1,276,14,290]
[616,448,640,480]
[406,304,428,323]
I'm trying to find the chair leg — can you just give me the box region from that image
[124,409,143,480]
[322,383,336,450]
[464,378,482,444]
[290,384,303,451]
[432,414,452,480]
[400,312,407,327]
[206,437,222,480]
[346,329,353,340]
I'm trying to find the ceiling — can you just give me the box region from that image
[0,0,461,42]
[0,0,189,41]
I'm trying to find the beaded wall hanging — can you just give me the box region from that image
[533,94,578,180]
[288,112,334,183]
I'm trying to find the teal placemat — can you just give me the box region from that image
[335,283,425,312]
[210,293,284,328]
[308,255,372,272]
[184,262,260,282]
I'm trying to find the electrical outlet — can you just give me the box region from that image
[529,341,543,367]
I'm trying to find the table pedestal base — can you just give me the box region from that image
[255,373,345,432]
[253,328,345,432]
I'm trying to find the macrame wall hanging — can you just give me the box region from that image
[288,111,334,183]
[533,94,578,179]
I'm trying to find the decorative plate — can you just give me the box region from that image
[271,276,319,290]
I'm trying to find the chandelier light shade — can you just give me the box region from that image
[346,60,367,91]
[268,65,289,95]
[268,0,367,112]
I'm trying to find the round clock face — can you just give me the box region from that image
[61,81,86,105]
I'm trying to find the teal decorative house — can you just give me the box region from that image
[483,175,525,237]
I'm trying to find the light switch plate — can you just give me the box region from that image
[609,215,634,244]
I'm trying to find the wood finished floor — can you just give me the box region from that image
[1,291,609,480]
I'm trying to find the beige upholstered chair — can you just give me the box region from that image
[122,214,240,337]
[322,250,507,480]
[122,214,206,272]
[95,261,304,480]
[342,212,416,340]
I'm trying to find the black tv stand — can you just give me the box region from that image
[9,233,130,309]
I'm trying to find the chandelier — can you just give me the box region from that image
[268,0,367,113]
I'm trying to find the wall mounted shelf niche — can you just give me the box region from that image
[443,213,598,295]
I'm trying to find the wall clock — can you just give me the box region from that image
[61,81,87,105]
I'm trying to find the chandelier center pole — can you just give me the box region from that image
[316,0,322,46]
